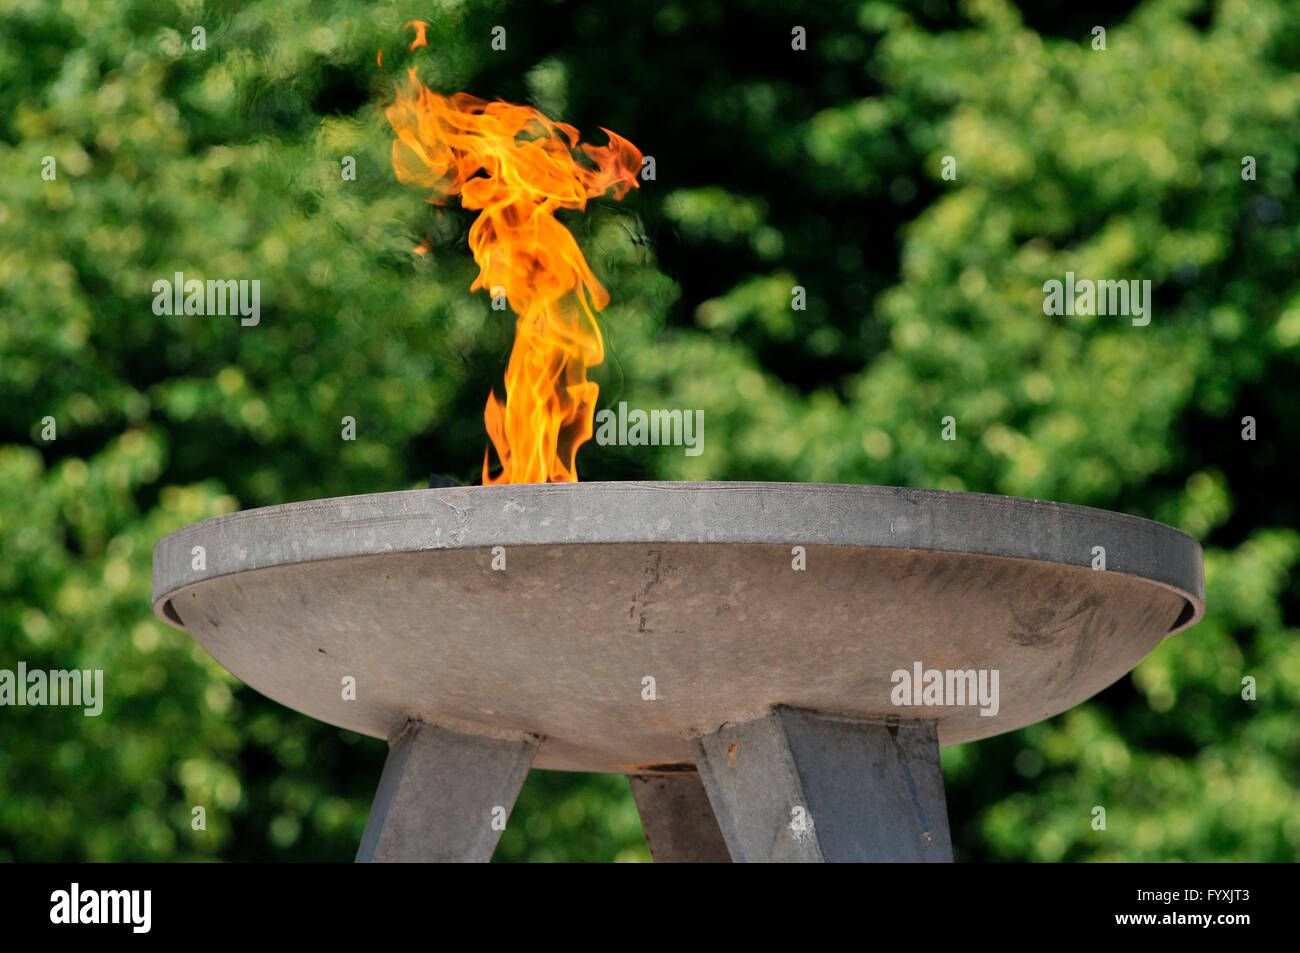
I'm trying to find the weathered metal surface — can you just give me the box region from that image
[628,773,731,863]
[692,708,952,862]
[355,719,536,863]
[152,482,1204,772]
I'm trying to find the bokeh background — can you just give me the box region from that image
[2,0,1298,861]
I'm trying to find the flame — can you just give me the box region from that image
[385,34,642,484]
[380,20,428,68]
[404,20,428,51]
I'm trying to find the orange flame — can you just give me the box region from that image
[385,38,642,484]
[404,20,428,51]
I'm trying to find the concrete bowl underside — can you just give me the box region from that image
[152,482,1204,773]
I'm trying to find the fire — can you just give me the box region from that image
[385,32,642,484]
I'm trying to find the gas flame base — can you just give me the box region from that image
[152,482,1203,862]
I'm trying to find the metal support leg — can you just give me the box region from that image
[689,707,953,862]
[356,719,537,863]
[628,773,732,863]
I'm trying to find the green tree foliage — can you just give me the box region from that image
[1,0,1296,861]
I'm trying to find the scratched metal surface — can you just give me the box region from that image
[151,483,1203,772]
